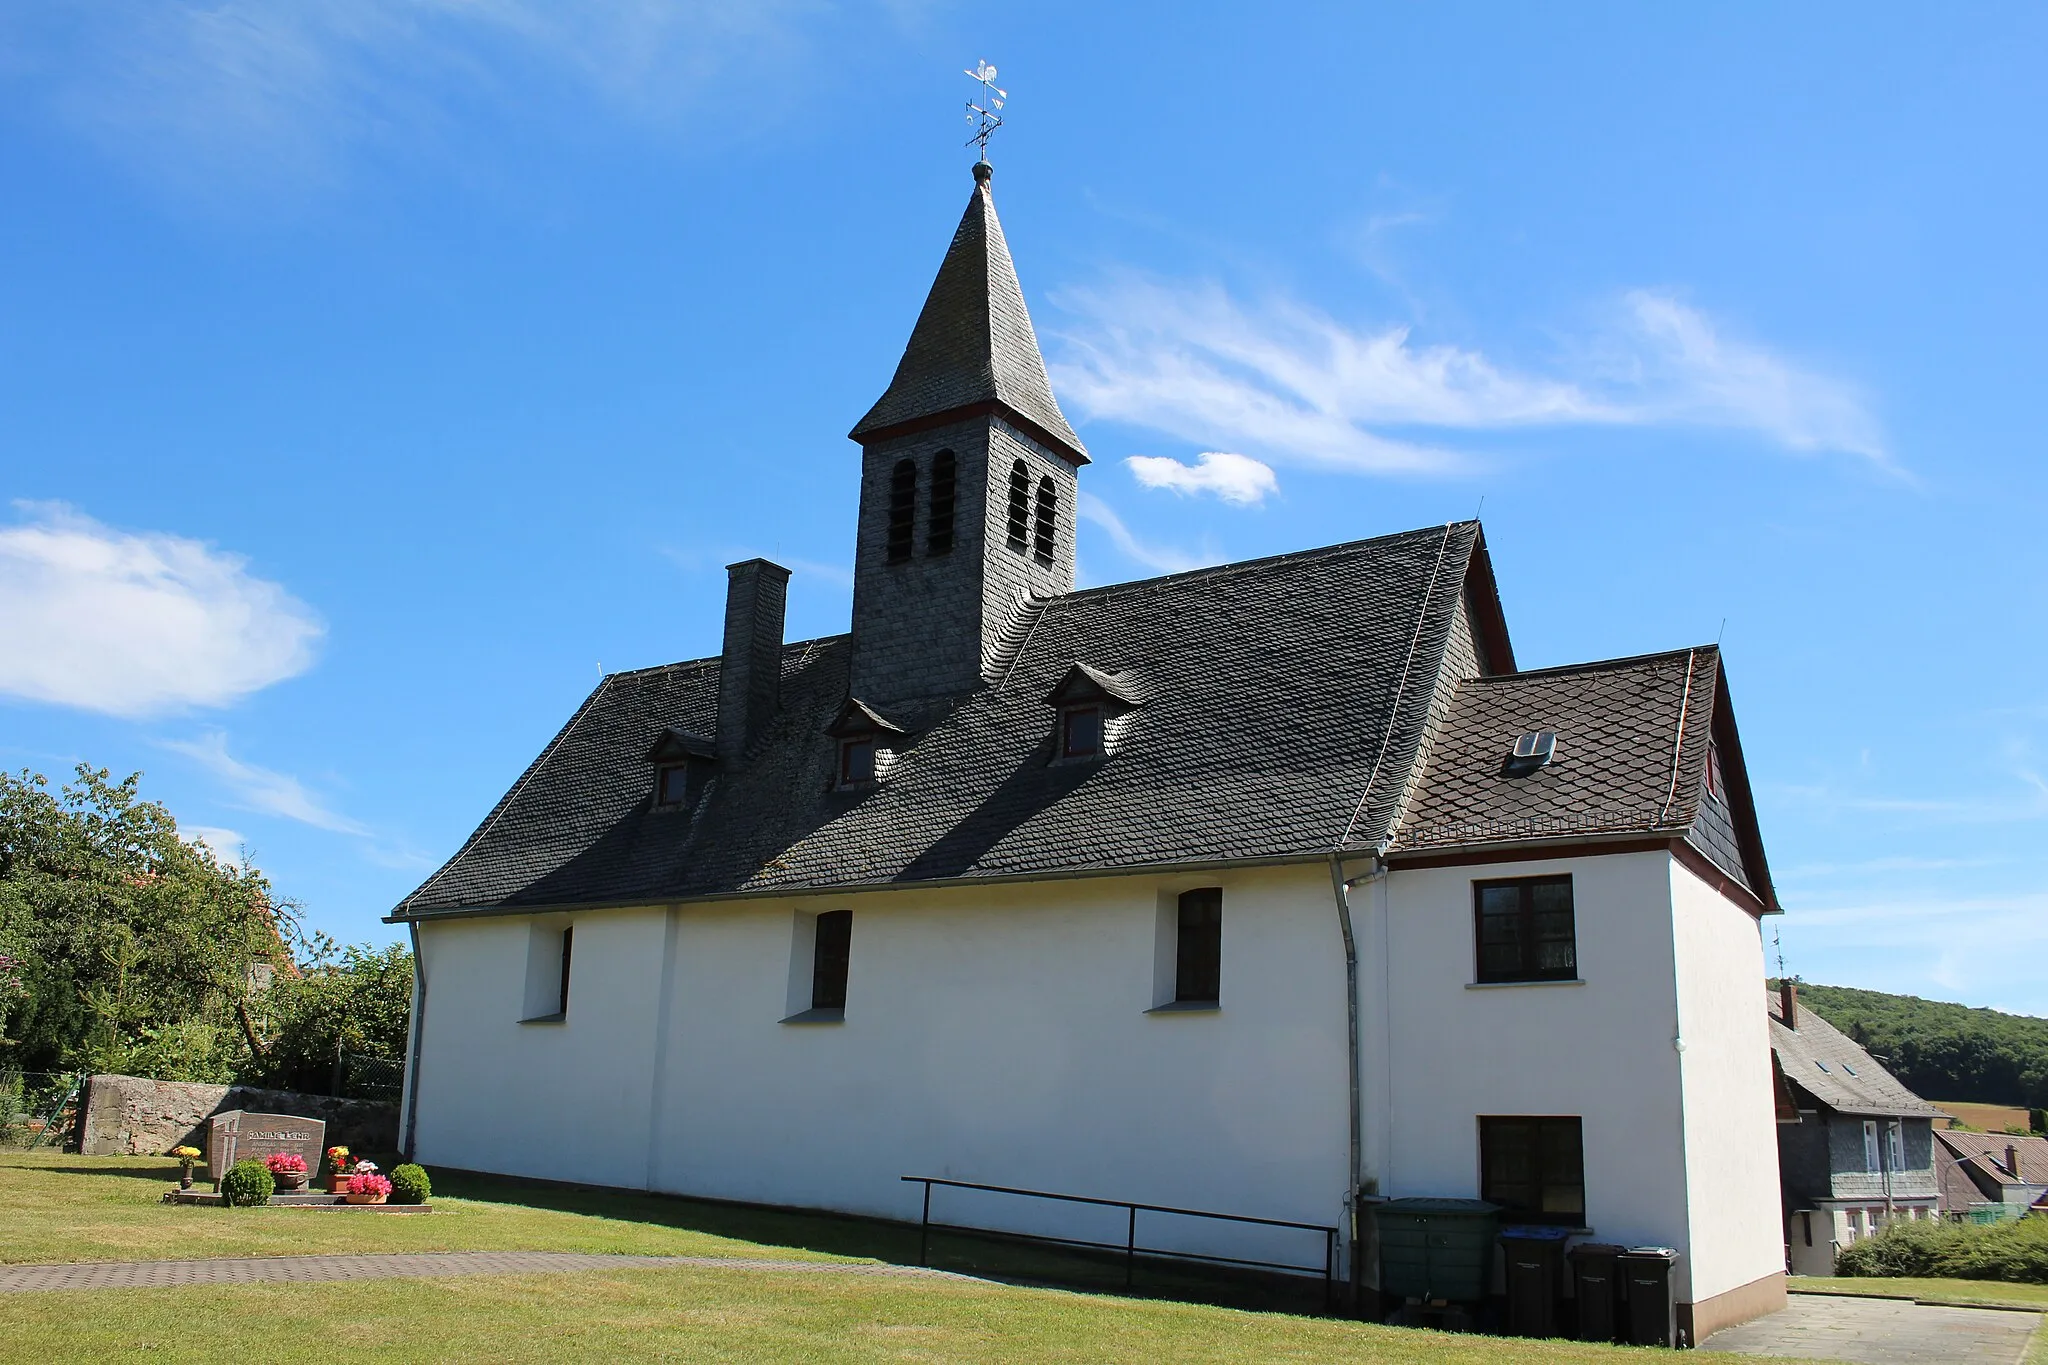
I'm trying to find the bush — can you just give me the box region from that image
[388,1163,430,1204]
[1836,1216,2048,1283]
[219,1158,274,1207]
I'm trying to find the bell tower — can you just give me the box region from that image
[846,161,1088,709]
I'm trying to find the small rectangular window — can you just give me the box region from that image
[1863,1121,1881,1172]
[1174,888,1222,1004]
[657,763,690,806]
[811,910,852,1012]
[1479,1116,1585,1226]
[1061,705,1103,758]
[839,738,876,787]
[556,925,573,1018]
[1473,875,1577,983]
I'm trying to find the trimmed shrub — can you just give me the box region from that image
[1836,1215,2048,1284]
[388,1164,431,1205]
[220,1158,274,1207]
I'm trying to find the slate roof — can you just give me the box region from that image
[848,165,1087,462]
[1386,646,1776,905]
[1934,1130,2048,1210]
[1767,991,1949,1119]
[395,523,1485,917]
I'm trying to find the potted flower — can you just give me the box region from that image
[345,1166,392,1206]
[266,1151,310,1191]
[325,1146,352,1194]
[172,1146,202,1190]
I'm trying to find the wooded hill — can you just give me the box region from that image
[1783,980,2048,1121]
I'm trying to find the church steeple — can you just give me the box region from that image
[850,162,1086,464]
[846,163,1085,708]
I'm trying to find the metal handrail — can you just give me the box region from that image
[901,1175,1339,1311]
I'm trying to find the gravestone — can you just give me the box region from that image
[206,1110,326,1182]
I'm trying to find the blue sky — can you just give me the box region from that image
[2,4,2043,1014]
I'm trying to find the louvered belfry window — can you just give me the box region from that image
[887,460,918,563]
[1006,459,1031,551]
[927,449,956,556]
[1033,476,1057,565]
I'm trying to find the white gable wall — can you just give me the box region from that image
[1670,859,1783,1304]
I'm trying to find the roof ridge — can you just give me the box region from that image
[602,633,851,682]
[1465,642,1719,684]
[1057,521,1480,604]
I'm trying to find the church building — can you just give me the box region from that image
[392,159,1788,1339]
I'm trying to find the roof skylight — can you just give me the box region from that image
[1513,731,1557,764]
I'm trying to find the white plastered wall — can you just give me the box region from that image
[411,864,1350,1266]
[1670,859,1784,1302]
[1376,851,1693,1273]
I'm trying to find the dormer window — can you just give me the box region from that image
[642,728,718,811]
[1043,663,1143,763]
[1060,705,1103,758]
[825,697,908,791]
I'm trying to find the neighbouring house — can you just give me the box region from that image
[391,159,1789,1340]
[1768,982,1947,1273]
[1935,1129,2048,1222]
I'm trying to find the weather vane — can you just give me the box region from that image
[964,59,1006,160]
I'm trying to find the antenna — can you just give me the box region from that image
[1716,617,1727,646]
[1773,924,1786,981]
[964,59,1006,160]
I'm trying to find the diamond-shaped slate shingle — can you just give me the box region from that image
[395,522,1487,917]
[848,165,1086,463]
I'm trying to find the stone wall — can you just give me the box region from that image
[77,1073,399,1158]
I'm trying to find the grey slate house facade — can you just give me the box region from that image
[391,161,1790,1339]
[1769,983,1946,1273]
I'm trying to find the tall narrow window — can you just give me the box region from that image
[811,910,852,1012]
[1886,1123,1904,1172]
[1864,1120,1881,1172]
[556,926,574,1018]
[1175,888,1222,1004]
[887,460,917,563]
[1479,1116,1585,1225]
[1473,875,1577,983]
[1006,459,1031,551]
[927,450,956,556]
[1033,476,1058,565]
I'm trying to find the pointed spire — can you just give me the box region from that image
[851,162,1087,464]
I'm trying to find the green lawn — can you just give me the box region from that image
[0,1154,1787,1363]
[1790,1274,2048,1311]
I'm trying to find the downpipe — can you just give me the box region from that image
[1329,852,1389,1311]
[401,921,428,1160]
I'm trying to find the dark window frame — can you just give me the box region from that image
[927,449,956,556]
[1473,874,1577,984]
[1060,704,1104,758]
[838,737,877,788]
[1478,1115,1585,1226]
[556,925,574,1018]
[1174,888,1222,1004]
[811,910,852,1012]
[1033,475,1058,565]
[655,762,691,807]
[886,459,918,563]
[1006,460,1031,551]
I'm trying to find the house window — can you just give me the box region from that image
[927,449,956,555]
[1887,1123,1904,1172]
[1473,875,1576,983]
[1479,1116,1585,1226]
[1033,476,1058,564]
[1006,459,1030,551]
[655,763,691,807]
[1845,1209,1863,1239]
[887,459,918,563]
[838,737,877,788]
[810,910,852,1012]
[1864,1120,1881,1172]
[556,926,573,1017]
[1174,888,1222,1004]
[1061,705,1103,758]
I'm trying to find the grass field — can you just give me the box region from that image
[1790,1273,2048,1310]
[0,1153,1792,1363]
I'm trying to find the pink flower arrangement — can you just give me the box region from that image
[264,1152,309,1175]
[348,1172,393,1198]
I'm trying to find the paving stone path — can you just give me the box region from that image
[0,1252,975,1294]
[1701,1292,2042,1365]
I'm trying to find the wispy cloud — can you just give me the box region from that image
[1077,493,1208,576]
[160,730,370,837]
[0,502,321,718]
[182,825,248,862]
[1050,276,1888,475]
[5,1,826,202]
[1126,451,1279,506]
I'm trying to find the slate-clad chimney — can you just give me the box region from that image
[1780,979,1798,1028]
[718,559,790,765]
